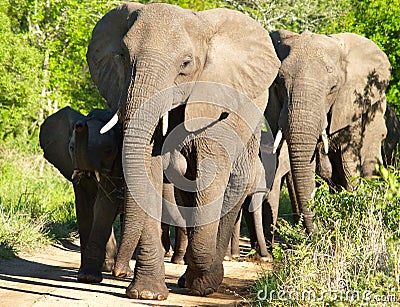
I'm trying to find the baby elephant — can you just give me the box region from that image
[40,106,123,283]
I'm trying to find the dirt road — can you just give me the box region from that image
[0,241,267,306]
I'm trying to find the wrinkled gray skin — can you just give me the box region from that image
[268,30,391,233]
[87,3,279,299]
[39,107,123,283]
[265,104,399,246]
[166,157,274,264]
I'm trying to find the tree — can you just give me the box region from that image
[328,0,400,115]
[0,2,43,140]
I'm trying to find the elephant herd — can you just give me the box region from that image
[39,2,399,301]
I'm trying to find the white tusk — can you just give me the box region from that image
[162,111,169,136]
[321,129,329,154]
[71,169,80,180]
[273,129,283,154]
[100,112,119,134]
[95,170,101,182]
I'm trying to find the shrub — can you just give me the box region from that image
[252,167,400,306]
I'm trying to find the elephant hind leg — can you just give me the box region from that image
[171,226,187,265]
[102,227,117,272]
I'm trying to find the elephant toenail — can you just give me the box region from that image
[204,287,215,295]
[190,289,201,296]
[157,294,165,300]
[140,290,155,300]
[126,288,139,299]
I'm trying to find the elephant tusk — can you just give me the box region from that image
[272,129,283,154]
[321,129,329,154]
[100,111,119,134]
[71,169,80,180]
[162,111,169,136]
[94,170,101,182]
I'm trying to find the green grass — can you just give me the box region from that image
[252,167,400,306]
[0,141,76,258]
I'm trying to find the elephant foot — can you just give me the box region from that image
[77,268,103,283]
[179,263,224,296]
[223,255,232,261]
[171,254,185,265]
[112,263,134,278]
[102,259,115,272]
[224,253,240,261]
[254,251,273,263]
[126,276,168,300]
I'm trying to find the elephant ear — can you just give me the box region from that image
[329,33,391,134]
[39,107,85,181]
[270,29,300,61]
[185,9,280,126]
[86,3,144,110]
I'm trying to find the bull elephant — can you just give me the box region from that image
[86,2,279,299]
[267,29,391,234]
[39,107,123,283]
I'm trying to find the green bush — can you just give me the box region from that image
[252,167,400,306]
[327,0,400,115]
[0,144,76,257]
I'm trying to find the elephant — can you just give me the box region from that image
[382,105,400,166]
[266,29,391,234]
[265,103,399,247]
[86,2,280,299]
[39,106,123,283]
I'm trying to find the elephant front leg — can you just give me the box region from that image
[78,185,120,283]
[182,166,249,296]
[179,221,223,296]
[125,156,168,300]
[126,216,168,300]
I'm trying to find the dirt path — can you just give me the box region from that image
[0,241,268,306]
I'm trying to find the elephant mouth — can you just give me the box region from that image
[71,169,102,182]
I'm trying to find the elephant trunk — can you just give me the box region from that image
[287,81,324,233]
[74,120,91,171]
[114,57,172,275]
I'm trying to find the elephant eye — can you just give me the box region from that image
[182,60,190,68]
[69,145,74,152]
[179,55,193,74]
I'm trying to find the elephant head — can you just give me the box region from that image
[270,30,391,232]
[87,2,279,298]
[40,107,121,182]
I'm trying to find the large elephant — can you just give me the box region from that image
[267,29,391,233]
[264,103,400,246]
[86,2,279,299]
[39,107,123,283]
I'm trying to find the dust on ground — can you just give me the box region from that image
[0,240,271,306]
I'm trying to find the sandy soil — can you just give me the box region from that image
[0,241,269,306]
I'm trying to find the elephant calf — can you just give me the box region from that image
[40,106,123,283]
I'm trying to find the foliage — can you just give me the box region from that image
[252,167,400,306]
[0,144,76,257]
[326,0,400,115]
[223,0,351,33]
[0,4,43,142]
